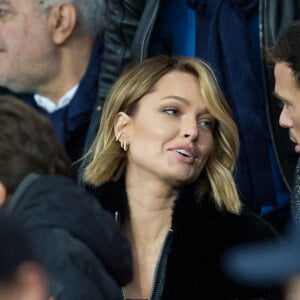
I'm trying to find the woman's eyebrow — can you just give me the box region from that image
[161,95,190,105]
[160,95,211,115]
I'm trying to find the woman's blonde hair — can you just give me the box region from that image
[84,56,241,214]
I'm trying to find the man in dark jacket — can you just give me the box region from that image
[224,19,300,299]
[0,95,132,300]
[0,0,106,167]
[269,19,300,223]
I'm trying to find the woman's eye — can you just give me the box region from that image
[163,108,179,116]
[198,119,216,130]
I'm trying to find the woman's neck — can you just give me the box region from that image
[123,176,175,299]
[124,173,177,243]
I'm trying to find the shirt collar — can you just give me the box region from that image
[34,84,79,113]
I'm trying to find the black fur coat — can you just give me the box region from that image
[96,180,282,300]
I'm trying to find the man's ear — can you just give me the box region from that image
[0,183,7,207]
[48,3,77,45]
[114,112,131,138]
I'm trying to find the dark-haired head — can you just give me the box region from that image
[0,95,73,194]
[268,20,300,88]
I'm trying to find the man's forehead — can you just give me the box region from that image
[0,0,22,5]
[274,61,293,76]
[0,0,40,10]
[275,62,300,92]
[0,0,38,4]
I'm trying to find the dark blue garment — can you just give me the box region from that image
[150,0,196,56]
[19,36,103,163]
[3,174,132,300]
[187,0,276,211]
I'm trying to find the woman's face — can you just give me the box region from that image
[124,71,215,187]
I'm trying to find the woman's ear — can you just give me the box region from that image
[114,112,131,138]
[0,183,7,207]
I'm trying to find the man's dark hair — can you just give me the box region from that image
[0,95,73,193]
[268,20,300,88]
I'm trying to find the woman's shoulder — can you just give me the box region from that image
[174,190,279,242]
[220,204,280,243]
[190,197,279,246]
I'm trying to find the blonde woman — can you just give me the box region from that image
[84,56,280,299]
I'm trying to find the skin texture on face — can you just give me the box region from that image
[122,71,215,188]
[274,62,300,154]
[0,0,59,94]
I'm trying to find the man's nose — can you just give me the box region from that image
[279,106,293,128]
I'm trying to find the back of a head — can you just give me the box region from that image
[0,95,72,193]
[269,19,300,87]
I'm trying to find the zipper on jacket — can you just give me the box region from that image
[120,228,173,300]
[148,228,173,300]
[121,287,126,300]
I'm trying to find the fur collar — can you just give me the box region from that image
[97,180,280,299]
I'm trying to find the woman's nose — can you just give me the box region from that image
[183,118,199,141]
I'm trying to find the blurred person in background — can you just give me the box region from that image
[223,222,300,300]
